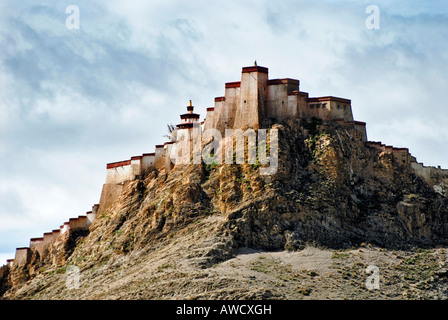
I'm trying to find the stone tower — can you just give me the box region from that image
[176,100,200,141]
[173,100,201,165]
[233,65,268,130]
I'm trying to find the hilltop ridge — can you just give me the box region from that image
[1,65,448,300]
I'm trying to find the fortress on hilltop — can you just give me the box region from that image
[3,64,448,269]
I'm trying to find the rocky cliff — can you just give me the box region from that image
[1,119,448,300]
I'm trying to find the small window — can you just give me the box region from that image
[337,104,341,109]
[322,103,327,109]
[244,100,247,103]
[310,104,314,108]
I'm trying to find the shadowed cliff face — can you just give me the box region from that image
[2,120,448,299]
[226,121,448,250]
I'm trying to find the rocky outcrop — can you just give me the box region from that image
[2,119,448,299]
[222,120,448,251]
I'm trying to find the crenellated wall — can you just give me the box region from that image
[334,119,367,142]
[234,66,269,130]
[203,107,215,132]
[266,78,300,121]
[213,97,226,132]
[4,204,100,268]
[164,142,175,175]
[142,153,156,173]
[306,97,354,122]
[216,83,240,133]
[69,216,88,230]
[99,146,167,212]
[411,162,448,196]
[365,141,412,165]
[60,222,70,234]
[29,237,44,257]
[106,160,132,185]
[14,248,31,267]
[155,145,165,171]
[97,138,179,213]
[365,140,448,196]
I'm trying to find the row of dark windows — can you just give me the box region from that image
[309,103,349,110]
[309,103,327,109]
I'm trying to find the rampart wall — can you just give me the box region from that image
[365,140,448,196]
[6,204,99,268]
[411,162,448,196]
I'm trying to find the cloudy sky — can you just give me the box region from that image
[1,0,447,265]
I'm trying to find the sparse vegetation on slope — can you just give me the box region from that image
[2,120,448,300]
